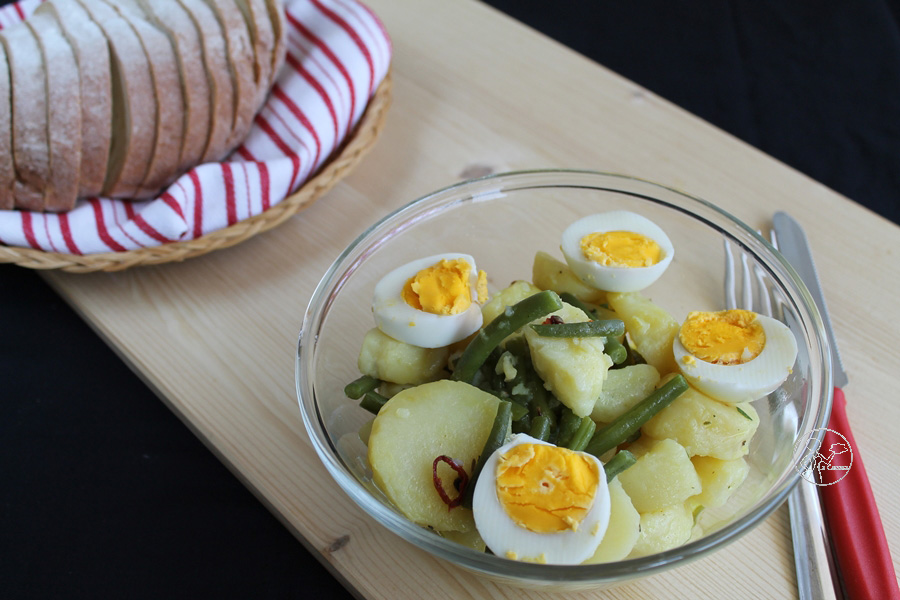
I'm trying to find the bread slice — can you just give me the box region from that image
[233,0,274,105]
[177,0,236,162]
[136,0,211,172]
[1,23,49,210]
[35,0,112,199]
[265,0,287,87]
[103,0,183,198]
[76,0,156,198]
[0,42,13,210]
[201,0,259,152]
[28,11,83,212]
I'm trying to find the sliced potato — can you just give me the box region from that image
[368,380,500,532]
[628,502,694,558]
[591,363,660,423]
[689,455,750,508]
[583,478,640,564]
[357,328,449,385]
[617,437,701,513]
[523,302,612,417]
[532,250,606,304]
[641,380,759,460]
[607,291,679,374]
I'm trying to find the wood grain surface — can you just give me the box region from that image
[40,0,899,598]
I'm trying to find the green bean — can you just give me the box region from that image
[604,335,628,365]
[585,375,689,457]
[359,390,389,415]
[529,415,552,441]
[565,417,597,452]
[559,292,599,317]
[453,291,563,383]
[529,381,557,429]
[344,375,381,399]
[604,450,636,482]
[462,400,513,508]
[556,407,583,447]
[529,319,625,338]
[509,402,529,421]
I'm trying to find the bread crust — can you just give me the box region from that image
[1,23,49,210]
[177,0,236,163]
[76,0,157,198]
[0,42,13,210]
[234,0,275,107]
[36,0,111,199]
[138,0,211,172]
[29,12,83,212]
[265,0,287,87]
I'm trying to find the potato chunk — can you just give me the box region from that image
[641,381,759,460]
[628,502,694,558]
[532,250,607,305]
[523,302,612,417]
[617,438,701,513]
[591,364,661,423]
[358,328,449,385]
[583,478,640,563]
[481,280,541,325]
[689,456,750,508]
[607,291,679,374]
[368,380,500,532]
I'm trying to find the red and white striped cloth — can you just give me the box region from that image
[0,0,391,254]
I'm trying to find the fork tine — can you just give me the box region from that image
[740,252,754,312]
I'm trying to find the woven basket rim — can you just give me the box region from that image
[0,72,392,273]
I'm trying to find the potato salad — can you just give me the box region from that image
[343,211,797,565]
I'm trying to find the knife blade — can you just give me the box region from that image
[772,211,900,600]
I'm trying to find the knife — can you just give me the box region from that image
[773,211,900,600]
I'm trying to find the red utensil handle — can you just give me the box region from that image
[818,388,900,600]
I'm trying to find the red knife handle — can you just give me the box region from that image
[818,387,900,599]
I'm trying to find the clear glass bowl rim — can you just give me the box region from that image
[296,168,833,585]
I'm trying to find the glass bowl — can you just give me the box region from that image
[295,169,832,590]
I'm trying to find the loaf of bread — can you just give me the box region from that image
[0,0,286,212]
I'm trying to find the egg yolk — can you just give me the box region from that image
[402,259,487,315]
[679,309,766,365]
[495,443,599,533]
[580,230,662,268]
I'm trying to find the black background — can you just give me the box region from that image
[3,1,899,598]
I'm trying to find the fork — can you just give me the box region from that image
[724,235,840,600]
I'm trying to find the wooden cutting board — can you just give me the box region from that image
[41,0,900,598]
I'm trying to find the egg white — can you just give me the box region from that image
[673,314,799,404]
[472,434,611,565]
[560,211,674,292]
[372,253,483,349]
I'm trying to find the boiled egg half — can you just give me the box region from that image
[472,434,611,565]
[560,211,674,292]
[673,309,798,403]
[373,253,488,348]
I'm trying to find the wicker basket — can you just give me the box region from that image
[0,72,392,273]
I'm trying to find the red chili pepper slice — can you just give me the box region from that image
[432,455,469,510]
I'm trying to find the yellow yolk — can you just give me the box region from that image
[495,443,599,533]
[679,309,766,365]
[402,259,474,315]
[580,230,662,268]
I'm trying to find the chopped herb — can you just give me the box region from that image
[736,406,753,420]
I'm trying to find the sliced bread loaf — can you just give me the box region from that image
[1,23,49,211]
[265,0,287,87]
[201,0,259,152]
[137,0,211,172]
[105,0,184,197]
[29,11,83,212]
[233,0,275,105]
[76,0,157,198]
[177,0,236,162]
[35,0,112,199]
